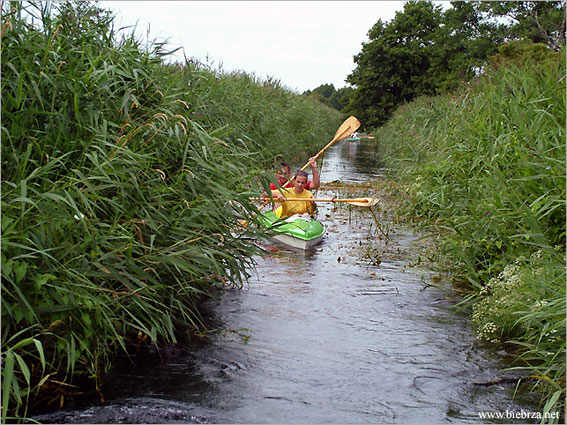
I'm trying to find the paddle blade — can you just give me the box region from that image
[300,116,362,171]
[330,116,361,143]
[347,197,379,207]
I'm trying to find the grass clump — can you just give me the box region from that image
[1,1,341,420]
[371,40,565,421]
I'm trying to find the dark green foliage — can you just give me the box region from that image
[304,84,355,111]
[477,1,566,51]
[307,83,336,100]
[1,2,341,420]
[345,1,503,128]
[344,0,566,129]
[331,86,355,111]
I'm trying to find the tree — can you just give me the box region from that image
[330,87,354,111]
[304,84,355,111]
[344,1,564,128]
[477,1,566,51]
[345,2,450,128]
[304,83,337,108]
[431,1,505,92]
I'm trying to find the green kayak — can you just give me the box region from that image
[256,211,325,250]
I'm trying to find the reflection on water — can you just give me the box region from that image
[321,139,384,183]
[33,140,540,424]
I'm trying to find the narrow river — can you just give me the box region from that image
[35,140,540,424]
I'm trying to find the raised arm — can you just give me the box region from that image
[309,157,320,190]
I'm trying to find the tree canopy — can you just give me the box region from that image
[303,84,354,111]
[478,1,566,51]
[307,1,565,128]
[344,1,505,128]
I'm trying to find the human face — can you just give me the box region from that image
[293,175,307,194]
[276,166,290,185]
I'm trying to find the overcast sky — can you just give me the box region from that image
[99,1,410,93]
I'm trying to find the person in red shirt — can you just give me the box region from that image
[270,158,320,191]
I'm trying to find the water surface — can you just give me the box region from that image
[33,140,540,424]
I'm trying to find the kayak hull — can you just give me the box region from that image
[271,232,323,250]
[256,211,325,250]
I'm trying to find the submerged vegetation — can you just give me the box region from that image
[372,41,566,420]
[1,2,341,420]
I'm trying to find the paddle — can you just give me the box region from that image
[252,197,378,208]
[300,115,361,172]
[274,115,361,190]
[262,116,361,207]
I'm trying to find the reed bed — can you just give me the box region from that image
[371,42,565,421]
[1,2,341,420]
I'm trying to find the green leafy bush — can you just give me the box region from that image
[473,248,564,345]
[472,246,565,422]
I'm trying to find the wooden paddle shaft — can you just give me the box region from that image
[279,198,371,203]
[251,197,373,203]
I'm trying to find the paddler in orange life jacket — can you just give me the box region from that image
[271,170,316,219]
[270,158,320,191]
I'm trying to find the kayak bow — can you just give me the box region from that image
[256,211,325,250]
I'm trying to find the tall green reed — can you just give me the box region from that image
[375,43,564,278]
[371,41,565,420]
[1,2,341,420]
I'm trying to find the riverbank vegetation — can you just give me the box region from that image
[370,42,565,421]
[1,2,341,421]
